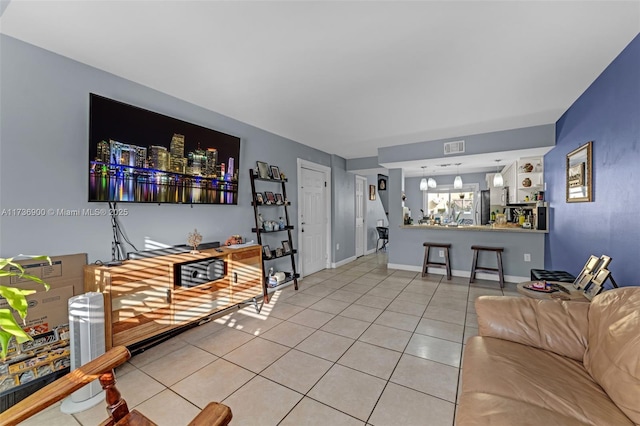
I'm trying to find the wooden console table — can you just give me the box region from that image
[84,245,262,349]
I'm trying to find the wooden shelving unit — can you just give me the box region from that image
[249,169,299,303]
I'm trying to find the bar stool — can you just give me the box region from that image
[470,245,505,288]
[422,242,452,280]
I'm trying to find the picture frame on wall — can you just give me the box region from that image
[566,141,593,203]
[378,174,387,191]
[369,185,376,200]
[257,161,270,179]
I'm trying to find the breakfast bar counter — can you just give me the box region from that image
[400,224,548,233]
[389,224,546,283]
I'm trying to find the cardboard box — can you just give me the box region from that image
[0,286,72,394]
[0,286,74,336]
[0,253,87,295]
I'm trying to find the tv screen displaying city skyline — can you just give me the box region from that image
[89,93,241,204]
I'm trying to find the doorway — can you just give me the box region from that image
[297,159,331,277]
[355,175,366,257]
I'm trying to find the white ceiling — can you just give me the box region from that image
[1,1,638,175]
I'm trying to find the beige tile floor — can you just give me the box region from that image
[20,252,522,426]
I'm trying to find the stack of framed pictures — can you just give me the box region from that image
[256,161,284,181]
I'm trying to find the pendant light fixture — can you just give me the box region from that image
[419,166,428,191]
[428,175,437,189]
[453,163,463,189]
[493,159,504,187]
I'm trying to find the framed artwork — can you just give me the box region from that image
[262,245,272,259]
[378,174,387,191]
[270,165,281,180]
[255,193,264,205]
[256,161,270,179]
[281,240,291,253]
[274,193,284,204]
[566,141,592,202]
[369,185,376,200]
[264,191,276,204]
[275,247,284,257]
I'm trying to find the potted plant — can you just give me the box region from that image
[0,255,51,360]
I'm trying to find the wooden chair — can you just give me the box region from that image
[376,226,389,251]
[0,346,232,426]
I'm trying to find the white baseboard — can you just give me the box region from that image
[387,263,527,284]
[365,248,377,255]
[332,255,357,268]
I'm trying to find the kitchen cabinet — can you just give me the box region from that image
[486,173,506,206]
[501,162,517,204]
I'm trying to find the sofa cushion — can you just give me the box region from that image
[475,295,590,361]
[585,287,640,424]
[459,336,633,425]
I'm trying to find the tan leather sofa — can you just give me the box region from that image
[457,287,640,425]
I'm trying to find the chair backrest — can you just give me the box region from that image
[376,226,388,239]
[573,255,601,290]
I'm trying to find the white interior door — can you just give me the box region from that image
[355,176,365,257]
[300,166,327,276]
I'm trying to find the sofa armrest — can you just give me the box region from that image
[475,296,590,361]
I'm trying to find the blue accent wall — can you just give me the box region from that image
[546,34,640,286]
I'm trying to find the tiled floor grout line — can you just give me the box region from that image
[364,274,440,425]
[106,254,499,426]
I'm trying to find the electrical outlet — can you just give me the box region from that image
[524,253,531,262]
[439,250,445,258]
[336,243,340,250]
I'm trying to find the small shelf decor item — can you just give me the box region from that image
[282,240,291,253]
[187,229,203,253]
[270,165,281,180]
[566,141,593,203]
[256,161,270,179]
[275,193,284,205]
[264,191,276,204]
[255,193,264,205]
[263,245,272,259]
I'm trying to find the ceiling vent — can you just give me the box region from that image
[444,140,465,155]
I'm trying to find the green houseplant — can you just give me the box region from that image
[0,256,51,360]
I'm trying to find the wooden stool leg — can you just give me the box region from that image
[444,248,452,280]
[469,249,478,283]
[422,246,430,277]
[497,251,505,288]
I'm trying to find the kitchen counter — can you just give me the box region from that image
[389,224,547,283]
[400,224,548,234]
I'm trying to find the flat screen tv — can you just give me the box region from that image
[89,93,240,204]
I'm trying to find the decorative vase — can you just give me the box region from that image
[522,178,532,187]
